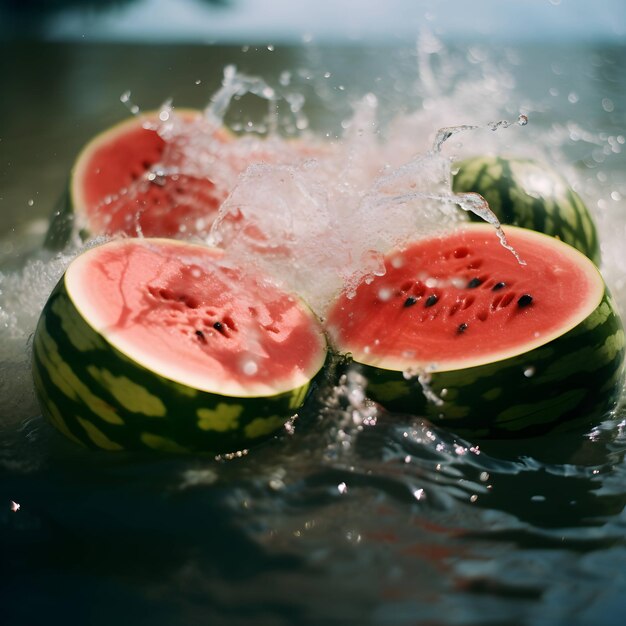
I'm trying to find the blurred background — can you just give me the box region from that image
[1,0,625,43]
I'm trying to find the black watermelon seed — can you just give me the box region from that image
[517,294,533,308]
[467,277,482,289]
[425,294,439,307]
[457,323,468,333]
[404,296,418,307]
[213,321,228,335]
[195,330,207,343]
[492,282,506,291]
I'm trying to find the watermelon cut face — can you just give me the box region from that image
[32,238,327,453]
[327,224,624,437]
[44,112,232,248]
[452,156,601,266]
[45,111,333,249]
[71,112,229,239]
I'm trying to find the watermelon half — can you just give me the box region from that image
[45,111,232,249]
[326,224,624,437]
[452,156,601,266]
[32,238,327,453]
[45,111,333,250]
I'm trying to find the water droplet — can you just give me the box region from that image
[517,114,528,126]
[241,359,258,376]
[269,478,284,490]
[378,287,392,301]
[524,366,536,378]
[413,488,426,501]
[337,482,348,494]
[195,79,202,85]
[27,199,34,206]
[403,367,418,380]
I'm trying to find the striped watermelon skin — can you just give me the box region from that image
[32,278,315,454]
[360,291,624,438]
[452,156,601,266]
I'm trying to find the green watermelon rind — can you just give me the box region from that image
[354,289,624,438]
[452,155,601,266]
[32,270,327,454]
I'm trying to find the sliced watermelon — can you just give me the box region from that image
[32,238,327,453]
[452,156,601,266]
[326,224,624,437]
[45,111,232,249]
[45,111,332,250]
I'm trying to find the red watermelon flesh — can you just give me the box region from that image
[71,112,233,239]
[67,238,327,397]
[70,112,332,241]
[326,224,604,373]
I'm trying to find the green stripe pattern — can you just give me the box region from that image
[32,278,314,453]
[360,291,624,438]
[452,156,601,266]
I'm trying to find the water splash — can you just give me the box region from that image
[454,193,526,265]
[402,366,444,407]
[432,115,529,154]
[119,90,140,116]
[423,116,530,263]
[432,124,480,153]
[205,64,309,136]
